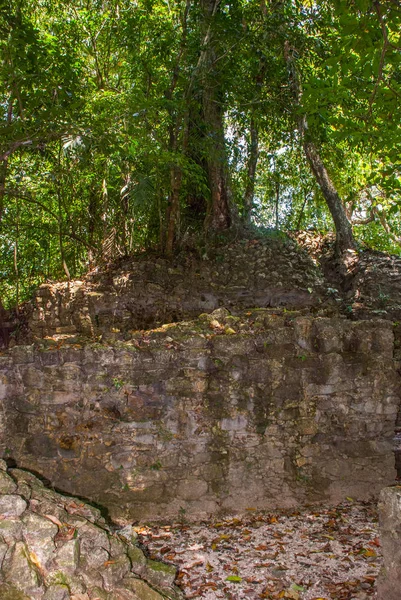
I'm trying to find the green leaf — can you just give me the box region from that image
[225,576,242,583]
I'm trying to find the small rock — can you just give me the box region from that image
[22,512,58,567]
[4,541,42,593]
[55,539,80,572]
[117,525,138,545]
[123,577,166,600]
[0,471,17,494]
[44,584,70,600]
[0,495,27,517]
[144,558,177,590]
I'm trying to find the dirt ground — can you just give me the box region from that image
[137,501,381,600]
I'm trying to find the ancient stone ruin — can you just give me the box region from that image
[1,236,401,595]
[0,309,399,523]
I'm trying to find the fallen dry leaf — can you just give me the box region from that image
[137,500,381,600]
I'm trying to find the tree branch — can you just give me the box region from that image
[367,1,390,115]
[0,140,33,162]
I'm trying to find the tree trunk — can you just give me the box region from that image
[0,299,9,348]
[0,98,13,223]
[304,140,355,252]
[244,118,259,222]
[284,41,355,254]
[166,164,182,255]
[275,178,280,230]
[200,0,232,232]
[202,88,232,230]
[0,159,7,223]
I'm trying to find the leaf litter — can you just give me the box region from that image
[135,501,381,600]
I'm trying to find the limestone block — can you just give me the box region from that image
[77,522,110,568]
[176,478,208,501]
[21,366,45,388]
[22,512,58,567]
[128,545,147,579]
[44,585,71,600]
[377,485,401,600]
[101,554,131,591]
[313,320,342,353]
[42,391,79,405]
[220,415,248,432]
[0,518,23,543]
[143,559,177,591]
[0,495,27,517]
[0,583,31,599]
[55,539,80,572]
[4,541,42,593]
[122,576,168,600]
[293,317,313,351]
[9,345,35,364]
[0,375,7,400]
[0,540,8,564]
[0,471,17,494]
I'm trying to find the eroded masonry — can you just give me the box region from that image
[0,238,400,522]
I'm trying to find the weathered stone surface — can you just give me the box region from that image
[55,539,79,572]
[123,577,166,600]
[22,238,325,341]
[144,560,177,590]
[0,495,27,517]
[4,540,42,594]
[43,585,70,600]
[0,584,31,600]
[22,512,58,567]
[0,311,398,521]
[377,485,401,600]
[0,468,182,600]
[0,471,17,494]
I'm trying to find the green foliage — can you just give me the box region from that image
[0,0,400,307]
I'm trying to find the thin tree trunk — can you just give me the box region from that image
[57,144,70,281]
[0,98,13,222]
[303,140,355,251]
[200,0,232,232]
[166,164,182,255]
[0,160,7,223]
[14,196,20,314]
[284,41,355,253]
[163,0,190,254]
[13,243,19,314]
[201,69,232,231]
[0,298,8,348]
[295,187,309,231]
[244,118,259,222]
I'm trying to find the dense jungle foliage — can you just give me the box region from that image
[0,0,400,307]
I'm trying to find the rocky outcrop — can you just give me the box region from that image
[0,460,182,600]
[378,485,401,600]
[0,309,399,521]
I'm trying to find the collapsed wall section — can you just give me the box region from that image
[25,239,325,340]
[0,311,399,522]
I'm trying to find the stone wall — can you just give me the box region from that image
[378,485,401,600]
[0,310,399,522]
